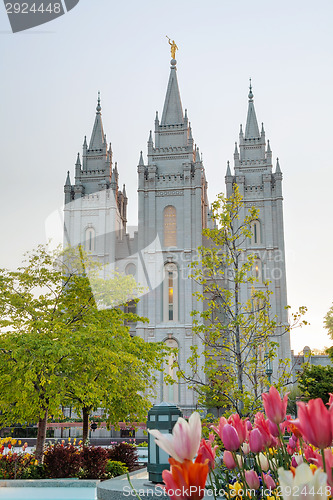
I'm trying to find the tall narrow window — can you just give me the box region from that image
[253,258,262,281]
[85,227,95,252]
[251,220,261,245]
[162,337,179,403]
[164,206,177,247]
[163,263,178,322]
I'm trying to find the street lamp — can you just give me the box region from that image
[147,402,182,483]
[265,352,273,384]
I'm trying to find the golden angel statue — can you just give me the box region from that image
[166,36,178,59]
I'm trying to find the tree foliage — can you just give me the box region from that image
[297,364,333,404]
[0,244,166,461]
[173,185,305,417]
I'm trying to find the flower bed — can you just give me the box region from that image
[0,438,137,480]
[149,388,333,499]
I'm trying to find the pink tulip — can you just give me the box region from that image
[262,386,289,425]
[228,414,248,444]
[223,450,237,469]
[293,399,333,449]
[149,412,201,462]
[262,472,276,490]
[246,420,252,431]
[197,438,218,470]
[268,420,279,437]
[319,449,333,493]
[249,428,265,453]
[254,412,274,447]
[288,436,297,449]
[208,433,215,443]
[303,443,321,465]
[211,417,228,440]
[245,470,260,490]
[222,424,240,451]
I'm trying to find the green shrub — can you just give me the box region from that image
[135,441,148,447]
[105,460,128,478]
[20,464,45,479]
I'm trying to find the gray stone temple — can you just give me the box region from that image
[63,58,290,412]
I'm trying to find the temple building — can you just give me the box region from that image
[63,56,290,412]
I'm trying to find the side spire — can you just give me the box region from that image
[65,170,71,186]
[276,157,281,173]
[89,92,105,149]
[245,80,260,139]
[161,59,184,125]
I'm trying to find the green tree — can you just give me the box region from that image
[297,364,333,404]
[173,185,305,417]
[0,245,166,462]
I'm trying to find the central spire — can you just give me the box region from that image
[161,60,184,126]
[245,80,260,139]
[89,92,105,150]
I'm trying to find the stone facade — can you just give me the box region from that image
[63,61,290,412]
[225,84,291,374]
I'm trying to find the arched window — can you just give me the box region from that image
[85,227,95,252]
[253,258,262,281]
[251,220,261,245]
[163,337,179,403]
[163,263,178,322]
[164,206,177,247]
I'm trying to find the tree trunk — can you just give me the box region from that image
[36,408,48,464]
[82,407,90,444]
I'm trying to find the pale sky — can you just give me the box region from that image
[1,0,333,354]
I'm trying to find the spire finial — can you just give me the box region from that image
[96,91,101,113]
[248,78,253,101]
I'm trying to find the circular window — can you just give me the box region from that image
[125,263,136,276]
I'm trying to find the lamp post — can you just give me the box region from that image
[147,402,182,483]
[265,352,273,384]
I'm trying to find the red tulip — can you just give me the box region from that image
[293,398,333,449]
[162,457,209,500]
[223,450,237,469]
[222,424,240,451]
[197,438,218,470]
[249,428,265,453]
[245,470,260,490]
[262,386,288,425]
[7,444,11,449]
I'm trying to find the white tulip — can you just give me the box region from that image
[278,463,329,500]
